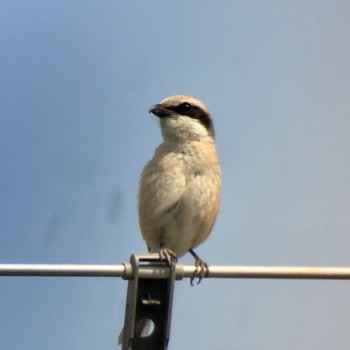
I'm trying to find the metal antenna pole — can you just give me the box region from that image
[2,258,350,349]
[120,254,176,350]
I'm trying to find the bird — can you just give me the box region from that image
[118,95,221,346]
[138,95,221,282]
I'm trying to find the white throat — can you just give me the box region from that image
[160,115,212,142]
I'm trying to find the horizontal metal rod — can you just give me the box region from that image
[1,263,350,280]
[0,264,126,277]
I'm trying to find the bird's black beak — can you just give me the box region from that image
[149,104,173,118]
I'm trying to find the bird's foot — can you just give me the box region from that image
[191,259,209,286]
[159,248,178,266]
[189,249,209,286]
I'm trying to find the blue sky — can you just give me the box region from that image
[1,1,350,349]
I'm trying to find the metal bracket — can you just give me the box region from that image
[121,254,176,350]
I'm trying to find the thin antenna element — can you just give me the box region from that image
[1,261,350,279]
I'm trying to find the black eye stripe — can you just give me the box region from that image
[166,102,215,138]
[168,102,197,115]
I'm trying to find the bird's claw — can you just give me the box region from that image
[188,249,209,285]
[159,248,178,265]
[190,259,209,286]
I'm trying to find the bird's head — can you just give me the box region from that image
[149,95,215,142]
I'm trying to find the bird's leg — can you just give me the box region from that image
[159,246,178,266]
[189,249,209,286]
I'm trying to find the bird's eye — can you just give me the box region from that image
[181,103,193,112]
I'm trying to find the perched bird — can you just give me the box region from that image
[118,96,221,346]
[139,95,221,281]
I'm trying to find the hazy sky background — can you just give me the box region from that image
[1,1,350,349]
